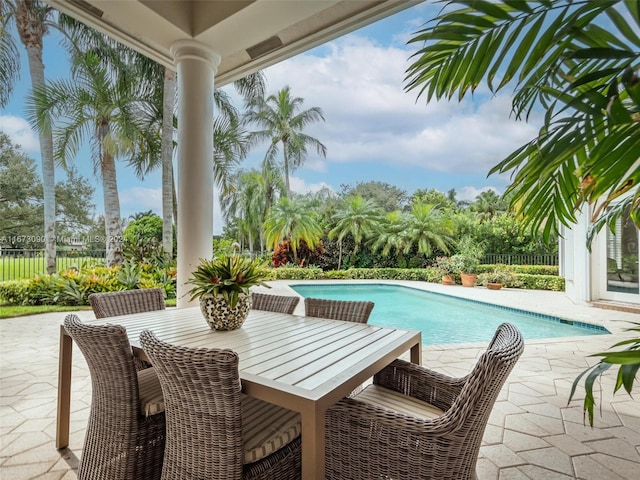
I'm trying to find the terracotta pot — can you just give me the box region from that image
[441,274,455,285]
[460,273,477,287]
[199,293,252,330]
[486,282,503,290]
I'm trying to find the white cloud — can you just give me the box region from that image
[263,36,541,177]
[290,176,334,194]
[457,185,501,202]
[0,115,40,152]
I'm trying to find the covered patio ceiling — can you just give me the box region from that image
[44,0,422,87]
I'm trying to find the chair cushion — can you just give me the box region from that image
[241,394,301,464]
[137,367,165,417]
[353,384,444,421]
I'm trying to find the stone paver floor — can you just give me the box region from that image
[1,281,639,479]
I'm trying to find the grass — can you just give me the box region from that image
[0,297,177,319]
[0,254,106,281]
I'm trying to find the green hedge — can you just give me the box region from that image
[477,264,558,275]
[264,266,563,290]
[0,264,564,306]
[511,273,565,291]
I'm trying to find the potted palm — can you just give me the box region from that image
[186,254,270,330]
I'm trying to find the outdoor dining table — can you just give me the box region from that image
[56,306,422,480]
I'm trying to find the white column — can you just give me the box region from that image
[171,40,221,307]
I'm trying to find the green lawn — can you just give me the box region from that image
[0,254,105,281]
[0,298,176,319]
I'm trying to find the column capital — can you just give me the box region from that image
[170,39,221,72]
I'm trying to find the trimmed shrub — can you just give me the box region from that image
[268,266,323,280]
[513,274,565,291]
[477,264,558,276]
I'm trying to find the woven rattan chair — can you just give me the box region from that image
[89,288,165,370]
[89,288,165,318]
[325,322,524,480]
[139,329,302,480]
[304,297,374,323]
[252,292,300,314]
[63,314,165,480]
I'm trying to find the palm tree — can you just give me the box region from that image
[245,85,327,196]
[222,163,286,253]
[471,190,508,222]
[222,170,263,252]
[402,202,455,259]
[405,0,639,240]
[27,34,157,266]
[263,196,323,264]
[4,0,57,273]
[0,3,20,107]
[371,210,408,258]
[329,195,382,269]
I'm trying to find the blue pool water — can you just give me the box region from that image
[290,284,609,345]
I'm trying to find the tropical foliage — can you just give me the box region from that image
[245,85,327,196]
[404,0,640,425]
[569,323,640,426]
[405,0,639,241]
[263,196,323,264]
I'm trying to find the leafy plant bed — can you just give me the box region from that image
[0,264,565,307]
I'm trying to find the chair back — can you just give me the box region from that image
[89,288,165,318]
[139,330,243,479]
[440,323,524,471]
[304,298,374,323]
[252,292,300,314]
[64,314,141,412]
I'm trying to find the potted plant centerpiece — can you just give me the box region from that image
[187,254,270,330]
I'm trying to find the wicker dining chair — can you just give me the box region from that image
[304,297,374,323]
[252,292,300,314]
[89,288,166,318]
[325,322,524,480]
[63,314,165,480]
[139,329,302,480]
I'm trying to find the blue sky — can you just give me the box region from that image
[1,2,540,233]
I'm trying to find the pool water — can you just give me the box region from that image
[290,284,609,345]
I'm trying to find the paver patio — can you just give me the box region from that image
[1,281,639,479]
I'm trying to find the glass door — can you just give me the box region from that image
[603,204,639,301]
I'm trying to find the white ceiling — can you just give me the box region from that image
[44,0,422,86]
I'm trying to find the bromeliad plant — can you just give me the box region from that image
[186,255,271,308]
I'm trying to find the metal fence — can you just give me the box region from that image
[481,253,558,266]
[0,249,107,282]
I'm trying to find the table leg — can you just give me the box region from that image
[301,405,325,480]
[56,325,72,449]
[410,337,422,365]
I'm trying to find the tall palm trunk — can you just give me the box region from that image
[100,149,123,266]
[161,68,176,260]
[282,137,290,197]
[16,0,56,273]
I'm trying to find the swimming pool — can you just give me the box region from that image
[290,284,609,345]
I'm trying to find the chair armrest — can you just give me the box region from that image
[373,359,467,411]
